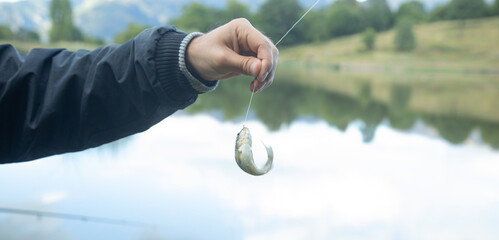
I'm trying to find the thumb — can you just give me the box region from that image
[224,51,261,77]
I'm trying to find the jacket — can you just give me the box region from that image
[0,26,217,163]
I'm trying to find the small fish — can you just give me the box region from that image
[235,126,273,176]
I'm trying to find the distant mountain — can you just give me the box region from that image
[74,1,171,41]
[73,0,269,39]
[0,0,48,32]
[0,0,238,42]
[0,0,464,42]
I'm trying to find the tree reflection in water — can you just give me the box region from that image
[187,74,499,150]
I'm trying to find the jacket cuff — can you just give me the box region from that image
[179,32,219,93]
[155,30,193,108]
[155,30,216,109]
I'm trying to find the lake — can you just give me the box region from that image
[1,65,499,240]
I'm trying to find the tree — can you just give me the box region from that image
[0,26,40,42]
[326,0,365,38]
[359,102,387,143]
[303,9,330,42]
[446,0,489,20]
[480,122,499,149]
[492,0,499,16]
[83,35,104,45]
[222,0,252,22]
[364,0,394,31]
[50,0,82,42]
[428,4,449,22]
[423,115,474,144]
[170,2,221,33]
[0,25,14,40]
[362,28,376,51]
[396,1,427,24]
[394,18,416,51]
[256,0,304,46]
[114,23,149,44]
[16,28,40,42]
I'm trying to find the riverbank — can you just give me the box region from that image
[280,16,499,74]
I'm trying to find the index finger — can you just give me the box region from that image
[250,35,275,83]
[235,20,276,83]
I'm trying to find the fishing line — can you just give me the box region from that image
[243,0,321,123]
[0,207,156,229]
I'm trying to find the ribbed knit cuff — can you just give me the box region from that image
[155,30,218,108]
[155,30,195,108]
[179,32,219,93]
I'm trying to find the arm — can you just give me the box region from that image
[0,19,278,164]
[0,26,216,163]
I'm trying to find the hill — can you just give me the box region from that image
[280,16,499,74]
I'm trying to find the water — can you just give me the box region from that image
[190,65,499,150]
[1,66,499,239]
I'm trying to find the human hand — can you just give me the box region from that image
[186,18,278,93]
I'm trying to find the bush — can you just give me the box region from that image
[396,1,427,24]
[303,9,330,43]
[326,0,365,38]
[394,19,416,52]
[362,28,376,51]
[170,2,221,33]
[429,0,489,21]
[113,23,149,44]
[256,0,304,46]
[16,28,40,42]
[365,0,395,31]
[0,25,14,40]
[428,5,449,22]
[446,0,489,20]
[83,35,105,45]
[493,0,499,16]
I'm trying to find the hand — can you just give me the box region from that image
[186,18,278,93]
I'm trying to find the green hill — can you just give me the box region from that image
[280,16,499,73]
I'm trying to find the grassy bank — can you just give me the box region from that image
[280,16,499,73]
[0,40,100,53]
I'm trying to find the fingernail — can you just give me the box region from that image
[250,62,258,76]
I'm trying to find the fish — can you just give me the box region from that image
[235,126,273,176]
[235,0,319,176]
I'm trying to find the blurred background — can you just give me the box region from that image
[1,0,499,239]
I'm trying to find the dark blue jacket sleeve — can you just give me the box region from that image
[0,26,215,163]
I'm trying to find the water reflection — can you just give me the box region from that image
[2,65,499,240]
[188,66,499,150]
[3,114,498,240]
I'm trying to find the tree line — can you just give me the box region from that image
[2,0,498,46]
[0,26,40,42]
[169,0,499,47]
